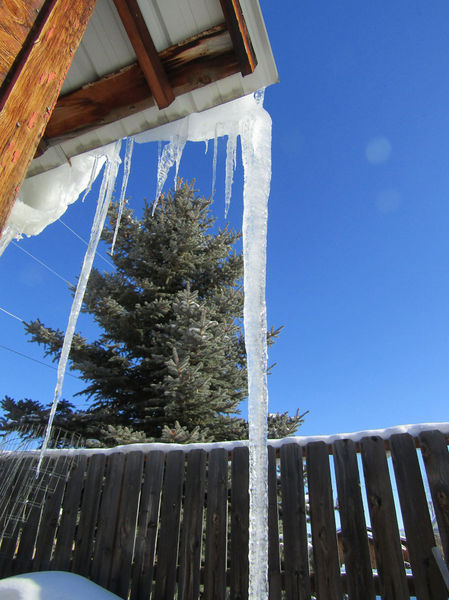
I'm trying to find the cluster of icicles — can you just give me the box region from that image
[7,92,272,600]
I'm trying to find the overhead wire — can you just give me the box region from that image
[58,218,115,268]
[11,241,74,288]
[0,343,79,379]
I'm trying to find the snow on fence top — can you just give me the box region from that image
[9,421,448,457]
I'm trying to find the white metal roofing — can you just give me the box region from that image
[29,0,278,176]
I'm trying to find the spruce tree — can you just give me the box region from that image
[1,183,305,445]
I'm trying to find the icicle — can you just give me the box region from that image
[37,140,122,472]
[80,155,100,203]
[155,120,188,209]
[111,137,134,255]
[211,126,218,198]
[225,125,238,217]
[240,95,272,600]
[204,139,208,154]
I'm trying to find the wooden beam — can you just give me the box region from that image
[0,0,46,88]
[44,24,238,144]
[112,0,174,110]
[0,0,96,236]
[218,0,257,76]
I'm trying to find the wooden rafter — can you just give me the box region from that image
[0,0,96,235]
[112,0,174,110]
[218,0,257,76]
[43,24,238,144]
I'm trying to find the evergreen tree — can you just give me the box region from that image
[1,183,305,445]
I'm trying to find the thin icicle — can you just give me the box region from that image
[111,137,134,255]
[80,155,100,203]
[155,120,188,209]
[225,125,238,217]
[211,126,218,198]
[204,139,209,154]
[240,96,272,600]
[37,140,122,472]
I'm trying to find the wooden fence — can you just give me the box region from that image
[0,429,448,599]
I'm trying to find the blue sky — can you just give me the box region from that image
[1,1,449,436]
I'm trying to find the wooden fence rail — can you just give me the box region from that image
[0,430,448,599]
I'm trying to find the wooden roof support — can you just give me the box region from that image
[112,0,175,110]
[0,0,96,236]
[44,24,238,144]
[218,0,257,76]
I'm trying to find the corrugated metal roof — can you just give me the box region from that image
[29,0,277,176]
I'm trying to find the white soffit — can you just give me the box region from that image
[29,0,278,176]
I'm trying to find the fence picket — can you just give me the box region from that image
[230,446,249,600]
[33,456,70,571]
[131,450,164,600]
[390,433,447,599]
[72,453,106,576]
[333,438,376,599]
[360,436,409,599]
[154,450,185,600]
[51,454,87,571]
[280,443,311,600]
[267,445,281,600]
[204,448,228,600]
[419,429,449,564]
[110,451,144,598]
[178,449,207,600]
[307,441,342,599]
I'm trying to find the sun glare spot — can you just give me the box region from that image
[376,189,401,213]
[365,136,391,164]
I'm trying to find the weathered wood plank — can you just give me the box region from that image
[130,451,164,600]
[306,442,342,600]
[72,453,106,577]
[51,454,87,571]
[218,0,257,75]
[112,0,174,109]
[333,439,376,600]
[0,0,96,235]
[267,445,281,600]
[90,452,126,588]
[178,449,207,600]
[230,446,249,600]
[109,451,144,598]
[154,450,185,600]
[33,456,70,571]
[390,433,447,599]
[280,443,311,600]
[204,448,228,600]
[419,429,449,564]
[360,436,409,600]
[44,25,237,144]
[0,0,45,86]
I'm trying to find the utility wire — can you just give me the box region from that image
[0,306,24,322]
[12,241,74,288]
[58,218,115,268]
[0,343,79,379]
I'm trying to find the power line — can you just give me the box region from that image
[58,218,115,268]
[0,343,79,379]
[0,306,24,322]
[12,242,74,288]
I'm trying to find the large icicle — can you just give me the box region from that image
[37,141,122,469]
[111,137,134,255]
[241,97,272,600]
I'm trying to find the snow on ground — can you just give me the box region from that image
[0,571,121,600]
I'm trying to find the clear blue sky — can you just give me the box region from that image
[1,1,449,436]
